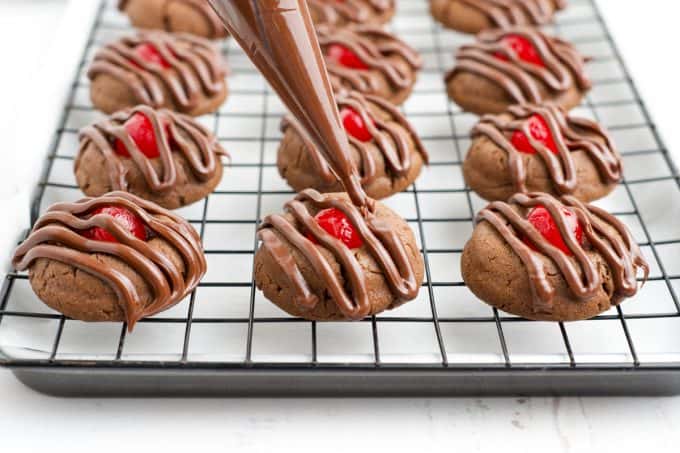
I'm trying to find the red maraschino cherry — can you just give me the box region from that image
[494,34,545,67]
[524,205,583,256]
[340,107,373,142]
[114,112,171,158]
[306,208,364,249]
[134,42,171,69]
[326,43,369,70]
[82,206,147,243]
[511,114,558,155]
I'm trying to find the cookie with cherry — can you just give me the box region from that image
[461,192,648,321]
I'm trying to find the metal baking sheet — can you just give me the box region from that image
[2,0,680,396]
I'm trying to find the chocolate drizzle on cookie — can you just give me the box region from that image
[209,0,368,206]
[446,28,590,104]
[308,0,393,26]
[318,25,423,94]
[165,0,227,38]
[12,192,206,329]
[458,0,567,28]
[281,90,428,187]
[476,192,648,314]
[78,105,227,194]
[473,104,621,194]
[204,1,423,312]
[88,31,226,112]
[118,0,227,39]
[258,189,419,319]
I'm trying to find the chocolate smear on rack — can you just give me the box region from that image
[207,0,368,207]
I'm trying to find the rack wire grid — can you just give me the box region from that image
[2,0,680,396]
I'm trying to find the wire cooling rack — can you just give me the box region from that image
[1,0,680,396]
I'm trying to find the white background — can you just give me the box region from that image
[1,1,679,452]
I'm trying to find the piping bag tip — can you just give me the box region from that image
[208,0,370,209]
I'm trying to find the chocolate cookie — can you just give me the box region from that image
[461,192,649,321]
[445,28,591,115]
[318,25,423,105]
[12,192,206,329]
[88,31,228,116]
[254,190,424,320]
[309,0,395,27]
[464,104,622,202]
[278,90,427,200]
[430,0,567,34]
[118,0,229,40]
[75,106,227,210]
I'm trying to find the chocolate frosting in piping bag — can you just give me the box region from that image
[208,0,368,207]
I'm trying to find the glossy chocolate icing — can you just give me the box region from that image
[207,1,424,314]
[88,31,227,112]
[317,25,423,97]
[308,0,393,26]
[78,105,227,194]
[473,104,621,194]
[12,192,206,329]
[281,89,428,188]
[446,28,591,104]
[476,192,648,314]
[258,189,419,319]
[207,0,368,207]
[458,0,567,28]
[118,0,228,39]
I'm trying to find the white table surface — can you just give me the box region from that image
[1,1,679,451]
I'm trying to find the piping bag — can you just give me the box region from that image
[207,0,369,208]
